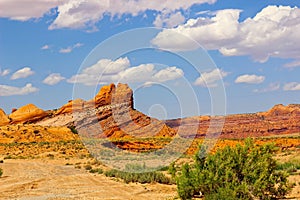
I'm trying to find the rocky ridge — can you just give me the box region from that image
[166,104,300,139]
[0,83,299,143]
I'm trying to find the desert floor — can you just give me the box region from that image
[0,158,177,200]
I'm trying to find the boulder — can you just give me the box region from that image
[9,104,48,124]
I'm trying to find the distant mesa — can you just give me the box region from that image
[260,104,300,117]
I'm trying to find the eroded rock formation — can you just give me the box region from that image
[166,104,300,139]
[0,109,10,126]
[9,104,48,124]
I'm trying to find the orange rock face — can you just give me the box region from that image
[9,104,48,124]
[0,109,10,126]
[166,104,300,139]
[56,99,85,115]
[76,83,175,139]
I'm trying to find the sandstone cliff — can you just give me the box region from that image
[166,104,300,139]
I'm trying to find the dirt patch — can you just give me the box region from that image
[0,159,177,200]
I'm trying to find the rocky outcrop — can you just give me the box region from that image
[9,104,48,124]
[75,83,175,138]
[166,104,300,139]
[37,83,175,139]
[55,99,85,115]
[0,109,10,126]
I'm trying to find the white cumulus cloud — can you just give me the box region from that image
[152,5,300,63]
[10,67,34,80]
[0,83,38,96]
[59,42,84,54]
[283,82,300,91]
[0,0,62,21]
[67,57,184,86]
[153,11,185,28]
[194,68,228,88]
[49,0,215,30]
[235,74,265,84]
[43,73,66,85]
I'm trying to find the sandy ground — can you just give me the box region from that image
[0,159,177,200]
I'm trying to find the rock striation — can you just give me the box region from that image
[166,104,300,139]
[37,83,175,139]
[1,83,300,142]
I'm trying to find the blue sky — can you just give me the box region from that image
[0,0,300,119]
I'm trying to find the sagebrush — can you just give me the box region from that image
[177,138,292,200]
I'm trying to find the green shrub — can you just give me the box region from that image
[68,126,78,134]
[277,161,300,174]
[176,138,292,200]
[0,168,2,177]
[104,169,173,184]
[89,168,103,174]
[84,165,92,170]
[168,162,177,179]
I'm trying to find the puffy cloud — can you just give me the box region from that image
[10,67,34,80]
[41,44,51,50]
[235,74,265,84]
[153,11,185,28]
[194,69,228,88]
[0,83,38,96]
[152,5,300,62]
[49,0,216,30]
[0,69,10,76]
[43,73,66,85]
[59,43,84,54]
[253,83,280,93]
[152,66,184,82]
[117,64,155,83]
[283,82,300,91]
[0,0,62,21]
[0,0,216,30]
[67,57,184,86]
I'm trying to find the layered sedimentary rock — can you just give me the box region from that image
[166,104,300,139]
[37,83,175,139]
[9,104,48,124]
[0,109,10,126]
[75,83,175,138]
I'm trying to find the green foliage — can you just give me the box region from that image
[0,168,2,177]
[277,161,300,174]
[104,169,173,184]
[84,165,92,171]
[168,162,177,179]
[176,138,292,200]
[89,168,103,174]
[68,126,78,134]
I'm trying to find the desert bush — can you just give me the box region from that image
[68,126,78,134]
[89,168,103,174]
[277,161,300,174]
[168,162,177,179]
[104,169,173,184]
[84,165,92,170]
[0,168,2,177]
[176,138,292,200]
